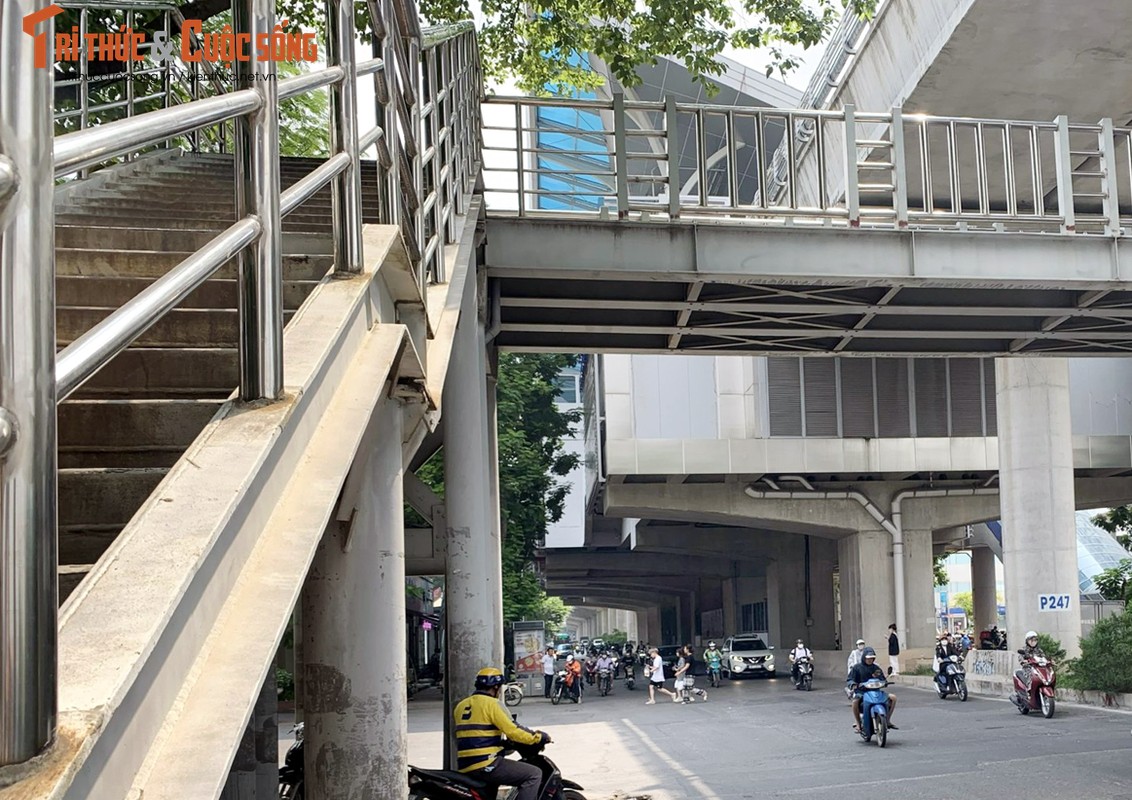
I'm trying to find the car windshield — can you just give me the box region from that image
[731,639,767,652]
[658,647,680,657]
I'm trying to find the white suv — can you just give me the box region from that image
[721,635,776,679]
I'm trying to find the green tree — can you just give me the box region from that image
[1092,508,1132,552]
[1092,559,1132,604]
[73,0,875,97]
[933,556,949,587]
[1063,610,1132,694]
[414,353,580,629]
[951,591,973,618]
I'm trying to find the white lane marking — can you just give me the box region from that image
[620,718,725,800]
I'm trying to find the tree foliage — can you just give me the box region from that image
[1093,559,1132,604]
[933,556,949,587]
[1063,608,1132,694]
[951,591,973,617]
[425,0,875,94]
[1092,508,1132,552]
[71,0,874,98]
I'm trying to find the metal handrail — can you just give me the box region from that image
[1,0,483,767]
[481,94,1128,235]
[54,90,261,176]
[55,218,262,400]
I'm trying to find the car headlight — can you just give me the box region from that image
[731,655,743,664]
[765,654,774,664]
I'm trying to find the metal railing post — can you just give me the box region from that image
[891,106,908,227]
[379,0,401,229]
[0,0,59,767]
[1099,118,1121,236]
[1053,114,1076,233]
[612,92,628,218]
[233,0,283,400]
[665,96,680,219]
[843,103,860,226]
[327,0,364,274]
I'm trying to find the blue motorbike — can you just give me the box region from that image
[856,678,891,747]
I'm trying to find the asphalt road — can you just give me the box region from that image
[405,676,1132,800]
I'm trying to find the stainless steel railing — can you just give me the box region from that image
[0,0,481,767]
[482,94,1132,235]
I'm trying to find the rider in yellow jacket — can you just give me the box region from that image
[453,668,551,800]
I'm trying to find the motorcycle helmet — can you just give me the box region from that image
[566,654,575,663]
[474,667,505,690]
[855,638,865,647]
[708,641,716,648]
[1025,630,1039,643]
[862,647,877,660]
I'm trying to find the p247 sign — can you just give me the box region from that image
[1038,594,1072,612]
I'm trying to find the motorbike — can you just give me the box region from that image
[503,681,524,707]
[583,658,597,686]
[598,668,613,696]
[408,740,587,800]
[706,661,722,688]
[622,661,636,690]
[278,722,305,799]
[935,654,968,701]
[1011,652,1057,718]
[551,670,580,705]
[792,657,813,691]
[855,678,891,748]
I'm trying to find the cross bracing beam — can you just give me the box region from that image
[487,217,1132,356]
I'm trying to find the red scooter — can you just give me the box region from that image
[1011,651,1056,718]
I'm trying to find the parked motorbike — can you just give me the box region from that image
[408,741,587,800]
[1012,651,1057,718]
[792,657,814,691]
[278,722,305,799]
[855,678,891,748]
[598,668,613,697]
[503,681,524,707]
[935,654,968,701]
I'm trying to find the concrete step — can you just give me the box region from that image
[57,275,319,311]
[58,399,222,469]
[57,306,295,348]
[55,249,333,281]
[55,225,333,255]
[59,467,168,532]
[72,347,237,399]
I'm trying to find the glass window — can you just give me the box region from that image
[554,374,578,403]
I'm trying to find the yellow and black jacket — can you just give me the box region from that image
[452,691,544,773]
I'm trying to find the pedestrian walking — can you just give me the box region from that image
[678,645,707,703]
[887,624,900,676]
[644,647,676,705]
[541,647,556,698]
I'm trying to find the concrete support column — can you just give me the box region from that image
[444,296,501,766]
[901,528,936,649]
[485,366,505,667]
[837,529,895,647]
[721,578,738,636]
[996,358,1081,656]
[302,399,406,798]
[767,558,807,648]
[646,607,661,646]
[972,547,999,633]
[809,537,838,650]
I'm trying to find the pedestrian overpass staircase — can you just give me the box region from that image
[5,0,1132,796]
[55,153,381,602]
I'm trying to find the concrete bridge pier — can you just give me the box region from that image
[301,397,408,798]
[838,528,895,648]
[996,358,1082,656]
[443,281,504,767]
[972,546,999,634]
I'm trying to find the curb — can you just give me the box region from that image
[892,674,1132,712]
